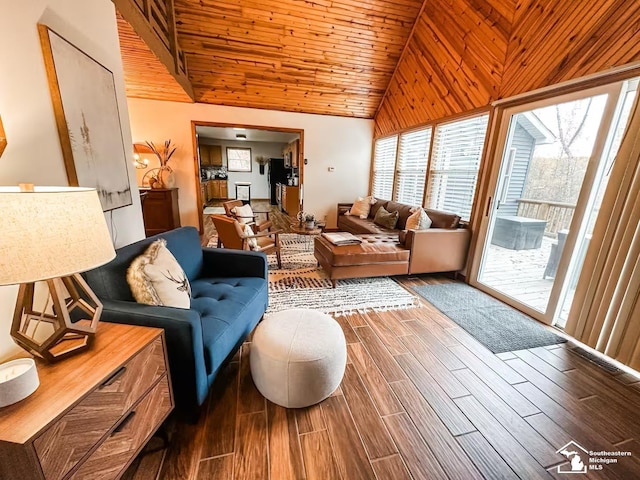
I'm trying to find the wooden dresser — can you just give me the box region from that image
[140,188,180,237]
[0,323,173,480]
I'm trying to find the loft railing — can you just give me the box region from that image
[516,198,576,236]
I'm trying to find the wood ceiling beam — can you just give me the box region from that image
[113,0,195,101]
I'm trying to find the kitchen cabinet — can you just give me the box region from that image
[204,179,228,200]
[283,186,300,215]
[200,145,222,166]
[200,183,207,205]
[283,140,300,168]
[141,188,180,237]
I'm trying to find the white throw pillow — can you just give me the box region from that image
[348,196,375,219]
[127,239,191,309]
[405,207,433,230]
[232,204,254,224]
[243,223,258,250]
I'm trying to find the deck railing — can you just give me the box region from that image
[516,198,576,236]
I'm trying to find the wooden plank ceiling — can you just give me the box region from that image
[117,12,193,103]
[375,0,640,136]
[117,0,425,117]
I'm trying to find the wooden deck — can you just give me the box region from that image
[124,277,640,480]
[480,237,556,313]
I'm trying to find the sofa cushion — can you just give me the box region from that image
[384,201,413,229]
[338,215,397,235]
[424,208,461,229]
[348,196,375,218]
[191,276,268,374]
[374,206,399,229]
[369,198,388,219]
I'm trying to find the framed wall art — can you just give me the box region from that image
[39,24,132,211]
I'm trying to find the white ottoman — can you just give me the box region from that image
[250,309,347,408]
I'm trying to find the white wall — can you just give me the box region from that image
[200,139,287,200]
[127,98,374,227]
[0,0,145,360]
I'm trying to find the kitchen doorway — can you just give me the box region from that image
[191,122,305,235]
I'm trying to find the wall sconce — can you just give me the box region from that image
[0,116,7,158]
[133,143,152,169]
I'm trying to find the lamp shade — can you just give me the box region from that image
[0,186,116,285]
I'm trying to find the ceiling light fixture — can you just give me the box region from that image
[233,128,246,131]
[236,134,247,140]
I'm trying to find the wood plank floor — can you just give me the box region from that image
[123,276,640,480]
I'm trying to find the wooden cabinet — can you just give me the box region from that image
[200,183,207,206]
[283,140,300,168]
[0,323,173,480]
[283,186,300,215]
[141,188,180,237]
[205,180,228,200]
[200,145,222,166]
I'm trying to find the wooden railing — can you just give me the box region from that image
[516,198,576,236]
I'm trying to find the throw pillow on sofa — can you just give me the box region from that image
[406,207,433,230]
[127,239,191,309]
[242,223,258,250]
[374,206,399,229]
[347,196,375,219]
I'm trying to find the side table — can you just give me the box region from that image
[0,323,173,480]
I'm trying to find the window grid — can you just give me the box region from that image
[394,128,432,206]
[372,136,398,200]
[425,115,490,220]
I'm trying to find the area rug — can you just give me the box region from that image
[203,206,225,215]
[411,282,566,353]
[207,233,418,315]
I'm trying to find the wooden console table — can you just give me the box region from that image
[0,323,173,480]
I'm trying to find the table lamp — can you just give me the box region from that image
[0,185,116,362]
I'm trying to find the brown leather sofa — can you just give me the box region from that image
[335,199,471,275]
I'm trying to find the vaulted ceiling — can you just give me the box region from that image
[116,0,640,123]
[116,0,425,117]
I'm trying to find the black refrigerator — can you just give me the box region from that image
[268,158,288,204]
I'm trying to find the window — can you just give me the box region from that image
[227,147,252,172]
[425,114,489,220]
[395,128,431,205]
[371,136,397,199]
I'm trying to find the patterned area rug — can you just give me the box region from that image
[207,233,418,314]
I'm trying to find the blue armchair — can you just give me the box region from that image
[83,227,268,413]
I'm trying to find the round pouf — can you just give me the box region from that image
[250,309,347,408]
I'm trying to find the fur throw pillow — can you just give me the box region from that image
[127,239,191,309]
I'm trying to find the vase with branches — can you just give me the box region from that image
[147,140,177,188]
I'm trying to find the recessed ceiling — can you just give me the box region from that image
[196,126,300,143]
[117,0,425,118]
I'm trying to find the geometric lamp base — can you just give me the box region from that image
[10,273,103,363]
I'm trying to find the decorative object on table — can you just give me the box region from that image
[255,155,269,174]
[296,210,306,227]
[251,309,346,408]
[0,185,116,362]
[305,213,315,229]
[0,358,39,408]
[411,282,566,352]
[38,24,132,212]
[146,140,177,188]
[133,143,152,169]
[0,115,6,158]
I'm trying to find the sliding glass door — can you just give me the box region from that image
[472,79,638,325]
